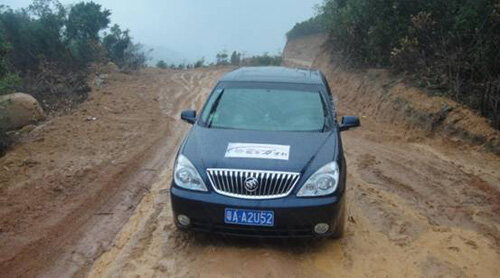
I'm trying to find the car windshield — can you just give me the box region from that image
[200,87,327,132]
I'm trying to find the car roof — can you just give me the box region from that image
[219,66,324,85]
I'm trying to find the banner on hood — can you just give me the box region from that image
[225,143,290,160]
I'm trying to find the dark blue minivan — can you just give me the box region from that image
[170,67,360,238]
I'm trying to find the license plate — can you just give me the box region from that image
[224,208,274,226]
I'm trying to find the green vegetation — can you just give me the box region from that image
[216,51,281,67]
[230,51,241,66]
[0,0,147,96]
[102,24,147,71]
[0,0,149,154]
[66,1,111,66]
[216,51,229,65]
[288,0,500,129]
[0,23,21,95]
[286,16,325,40]
[156,60,167,69]
[194,58,205,68]
[0,0,150,105]
[242,53,282,66]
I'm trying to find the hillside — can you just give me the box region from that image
[283,34,500,155]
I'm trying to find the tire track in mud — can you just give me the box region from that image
[158,70,219,118]
[88,68,228,278]
[87,68,500,278]
[0,68,227,278]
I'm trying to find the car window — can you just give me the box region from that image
[201,87,326,132]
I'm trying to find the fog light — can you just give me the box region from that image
[314,223,329,234]
[177,214,190,226]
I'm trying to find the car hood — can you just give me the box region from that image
[181,125,338,174]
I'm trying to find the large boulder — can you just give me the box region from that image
[0,93,45,131]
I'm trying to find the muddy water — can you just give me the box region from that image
[87,69,500,278]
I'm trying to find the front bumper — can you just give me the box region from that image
[170,184,345,238]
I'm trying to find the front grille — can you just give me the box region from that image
[206,169,301,199]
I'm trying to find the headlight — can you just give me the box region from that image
[297,161,339,197]
[174,154,208,192]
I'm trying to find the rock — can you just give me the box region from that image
[155,259,173,272]
[0,93,45,131]
[20,158,39,167]
[18,124,36,134]
[102,62,118,73]
[93,73,109,89]
[348,215,356,223]
[93,77,104,88]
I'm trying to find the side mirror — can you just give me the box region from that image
[181,110,196,124]
[339,116,360,131]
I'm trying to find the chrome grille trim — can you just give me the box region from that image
[206,168,301,199]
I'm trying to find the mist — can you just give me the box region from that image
[3,0,321,64]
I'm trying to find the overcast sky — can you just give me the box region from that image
[3,0,321,63]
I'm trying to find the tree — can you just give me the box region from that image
[241,52,282,66]
[216,50,228,65]
[156,60,167,69]
[66,1,110,65]
[121,42,147,71]
[66,2,110,42]
[102,24,148,70]
[102,24,130,65]
[0,1,69,72]
[290,0,500,129]
[0,29,21,95]
[230,51,241,66]
[286,16,325,40]
[194,57,205,68]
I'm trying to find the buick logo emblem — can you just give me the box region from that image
[244,177,259,192]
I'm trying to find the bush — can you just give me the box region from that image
[0,73,22,95]
[66,1,110,66]
[1,1,69,73]
[102,24,148,70]
[156,60,167,69]
[291,0,500,129]
[230,51,241,66]
[0,0,148,115]
[216,51,229,65]
[286,16,325,40]
[0,99,9,155]
[194,58,205,68]
[120,42,147,71]
[0,1,150,156]
[0,30,22,95]
[242,53,282,66]
[0,131,9,156]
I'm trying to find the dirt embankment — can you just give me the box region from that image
[282,34,328,68]
[284,35,500,155]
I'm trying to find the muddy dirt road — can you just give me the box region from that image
[1,66,500,278]
[0,68,227,277]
